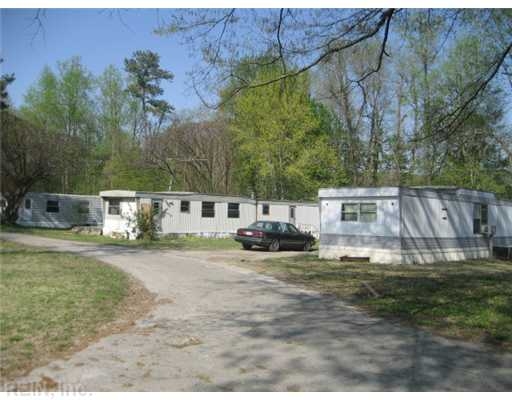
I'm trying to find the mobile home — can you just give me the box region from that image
[256,200,319,234]
[319,187,512,264]
[17,192,103,229]
[100,190,320,239]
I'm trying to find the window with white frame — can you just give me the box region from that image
[341,203,377,222]
[360,203,377,222]
[341,203,359,221]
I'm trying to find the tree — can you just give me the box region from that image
[157,8,511,141]
[0,59,15,110]
[124,50,174,138]
[21,57,97,193]
[230,67,345,200]
[0,112,60,224]
[149,116,234,193]
[96,65,131,188]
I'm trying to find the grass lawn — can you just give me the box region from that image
[1,225,240,251]
[252,255,512,350]
[0,239,150,380]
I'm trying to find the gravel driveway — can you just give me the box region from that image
[2,232,511,391]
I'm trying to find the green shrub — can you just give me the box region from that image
[135,204,158,241]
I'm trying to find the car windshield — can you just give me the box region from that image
[248,221,281,232]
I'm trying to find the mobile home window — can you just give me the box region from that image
[152,199,161,214]
[360,203,377,222]
[289,206,295,219]
[341,204,359,221]
[473,203,488,234]
[228,203,240,218]
[108,199,121,215]
[202,201,215,218]
[24,199,31,209]
[77,201,89,214]
[341,203,377,222]
[262,204,270,215]
[46,200,59,213]
[180,200,190,213]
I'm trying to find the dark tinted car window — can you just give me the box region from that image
[287,224,300,233]
[249,221,281,232]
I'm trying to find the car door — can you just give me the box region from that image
[277,222,293,249]
[286,223,305,249]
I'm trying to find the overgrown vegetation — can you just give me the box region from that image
[248,255,512,349]
[135,205,158,241]
[0,240,131,379]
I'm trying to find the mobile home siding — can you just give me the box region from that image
[99,190,321,239]
[17,192,103,229]
[256,202,320,235]
[319,186,512,264]
[295,205,320,234]
[257,203,289,222]
[494,200,512,247]
[319,188,401,263]
[160,199,255,236]
[400,190,490,263]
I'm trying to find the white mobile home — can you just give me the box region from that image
[319,187,512,264]
[256,200,319,235]
[100,190,320,239]
[17,192,103,229]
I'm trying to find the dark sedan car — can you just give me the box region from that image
[235,221,315,252]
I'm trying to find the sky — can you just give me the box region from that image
[1,9,202,111]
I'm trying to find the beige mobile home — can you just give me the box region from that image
[100,190,320,239]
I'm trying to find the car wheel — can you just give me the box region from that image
[242,243,252,250]
[303,240,312,252]
[268,239,280,252]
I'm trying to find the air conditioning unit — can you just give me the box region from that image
[481,225,496,236]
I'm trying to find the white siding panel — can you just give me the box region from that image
[159,198,255,235]
[496,203,512,237]
[296,205,320,233]
[257,203,289,222]
[401,195,475,238]
[321,198,400,237]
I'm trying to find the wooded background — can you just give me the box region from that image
[2,9,511,222]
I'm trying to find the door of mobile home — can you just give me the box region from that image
[289,206,296,225]
[22,198,32,221]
